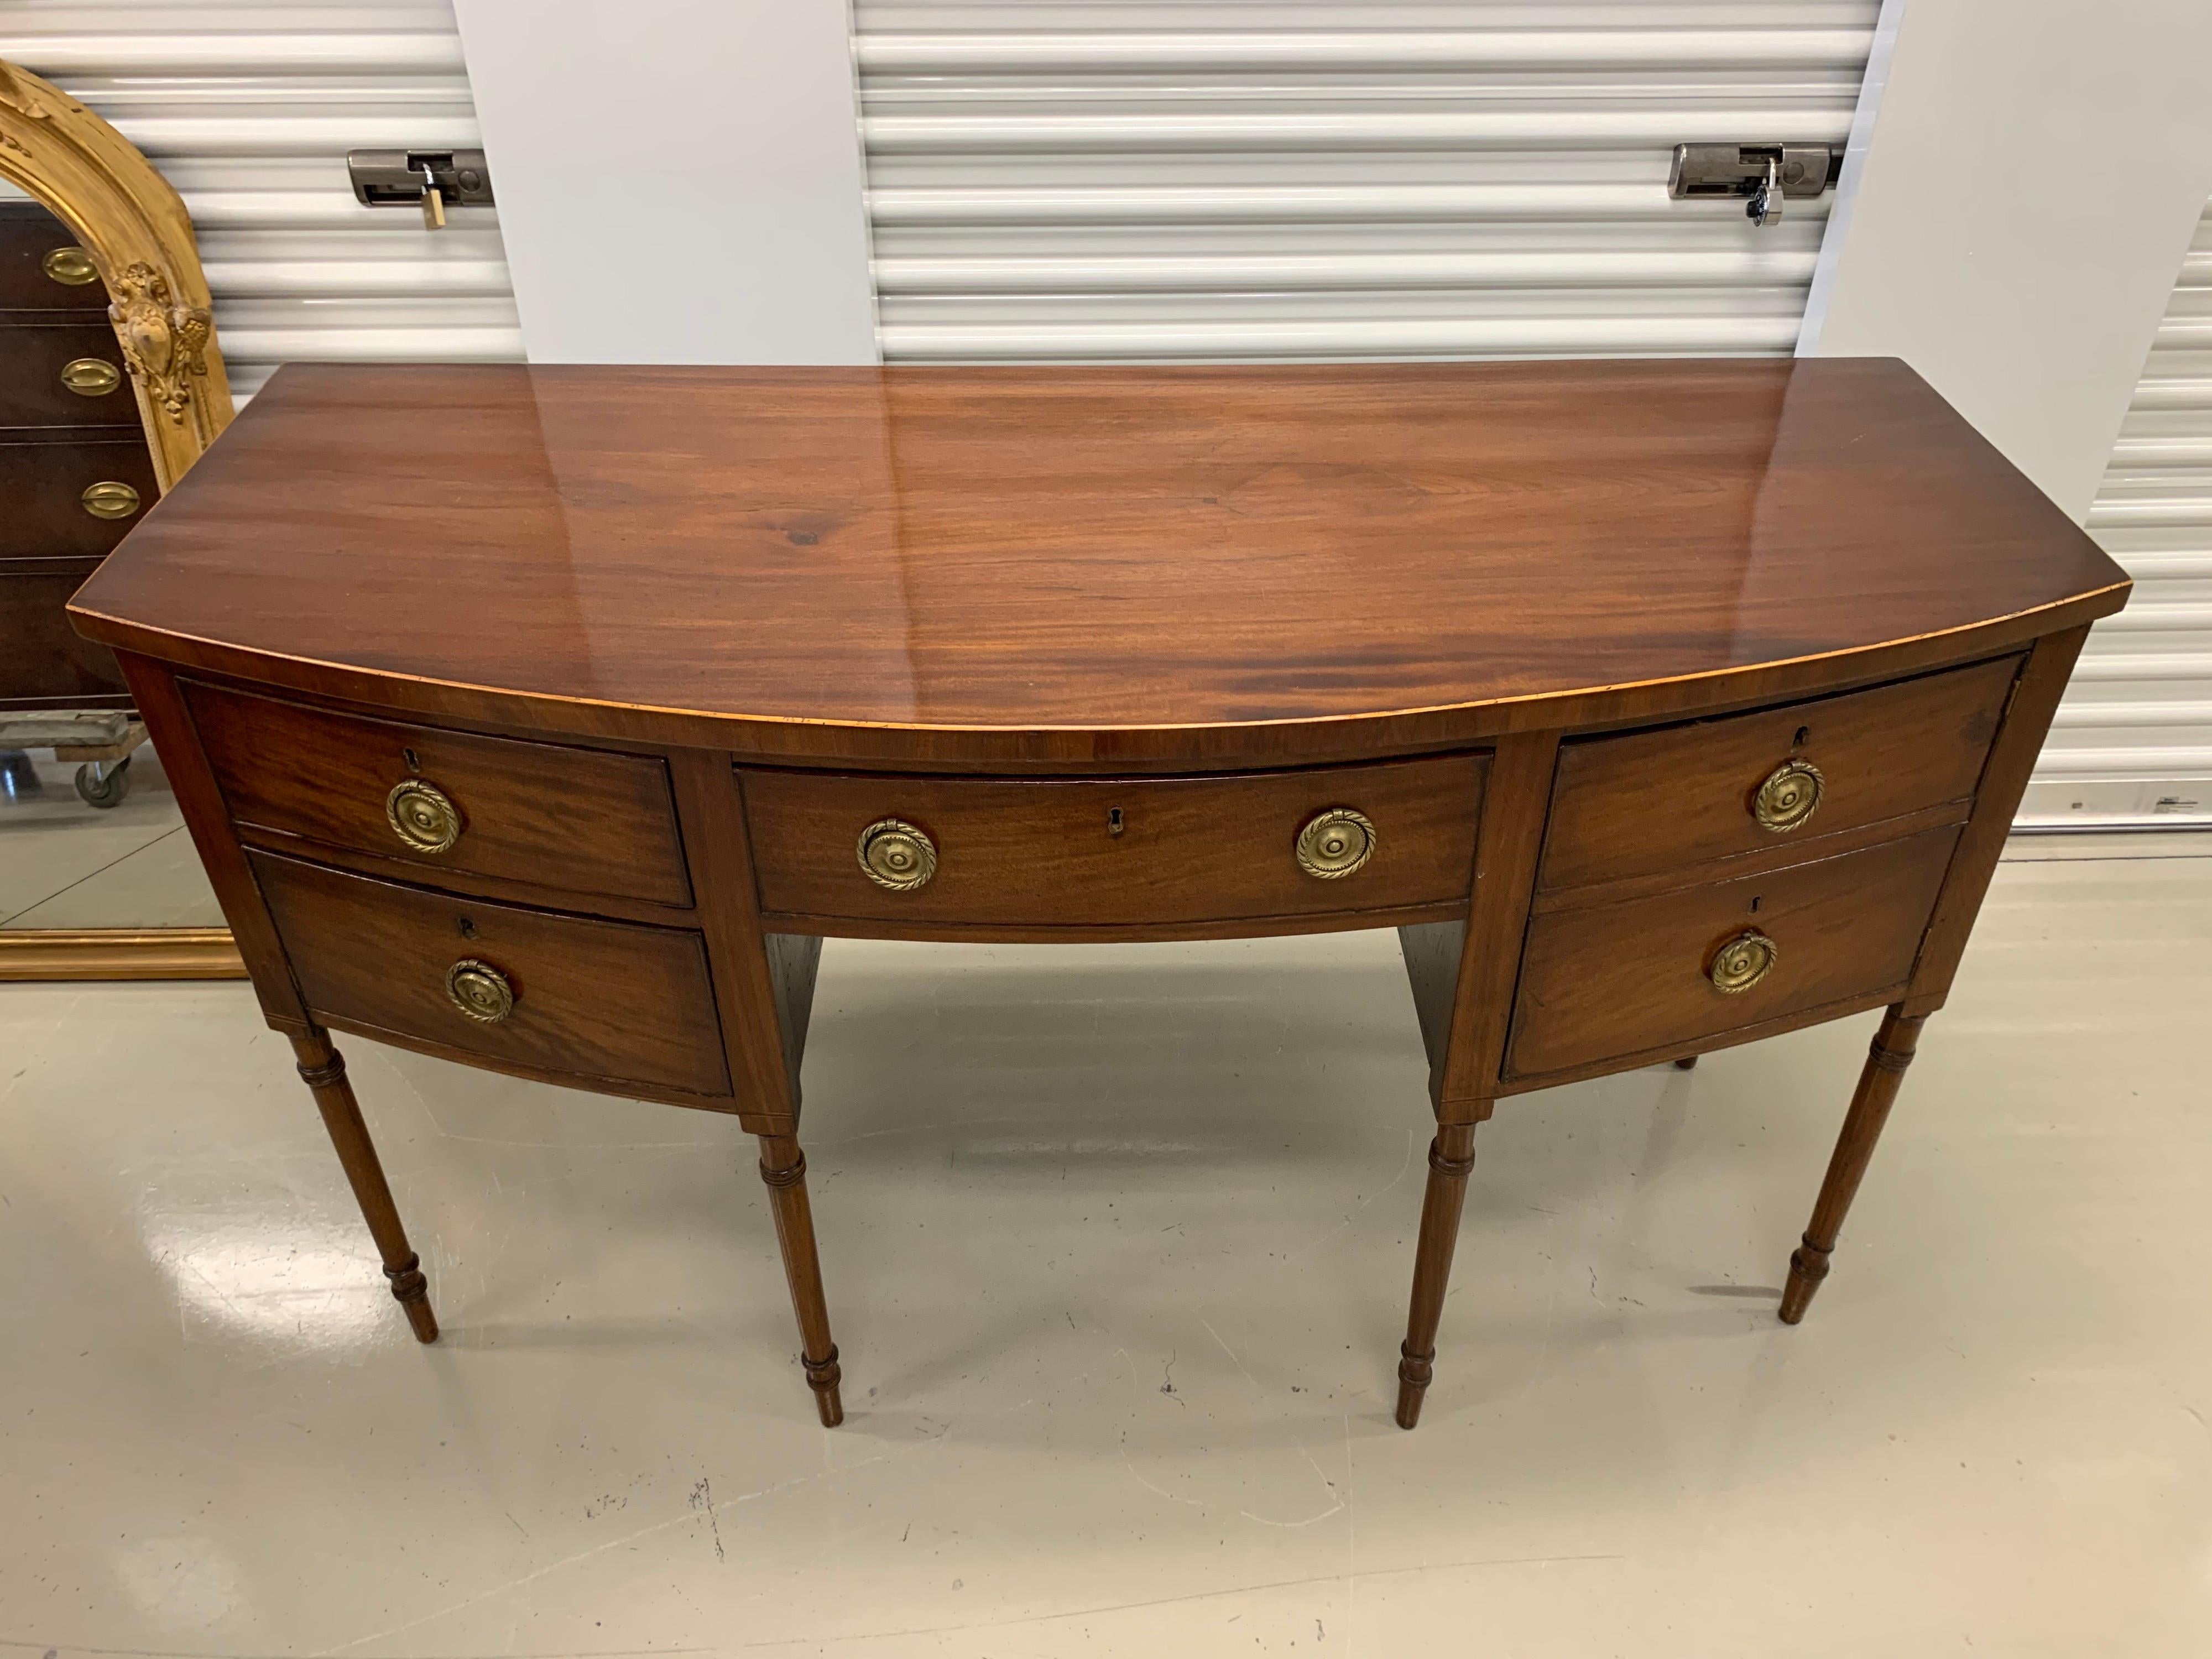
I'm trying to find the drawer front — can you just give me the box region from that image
[1539,658,2018,893]
[1,562,128,705]
[1510,825,1961,1078]
[0,435,158,559]
[251,852,730,1097]
[0,205,109,311]
[742,754,1486,930]
[0,320,137,428]
[187,683,693,908]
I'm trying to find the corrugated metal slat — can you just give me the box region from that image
[857,1,1877,363]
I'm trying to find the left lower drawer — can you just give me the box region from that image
[186,682,693,907]
[251,851,731,1097]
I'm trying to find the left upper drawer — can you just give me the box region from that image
[184,682,694,908]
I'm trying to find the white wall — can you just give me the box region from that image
[1800,0,2212,521]
[448,0,878,364]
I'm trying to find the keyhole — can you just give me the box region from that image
[404,747,421,771]
[457,916,476,939]
[1749,896,1763,914]
[1791,726,1809,750]
[1108,806,1125,838]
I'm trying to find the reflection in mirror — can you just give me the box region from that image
[1,59,241,977]
[1,732,220,930]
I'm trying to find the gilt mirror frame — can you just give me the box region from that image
[0,59,243,981]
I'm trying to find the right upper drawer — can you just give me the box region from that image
[1538,657,2020,893]
[185,682,693,908]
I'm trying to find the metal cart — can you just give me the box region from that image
[0,710,148,807]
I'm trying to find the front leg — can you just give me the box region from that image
[293,1029,439,1342]
[757,1133,844,1426]
[1395,1119,1480,1429]
[1779,1006,1926,1323]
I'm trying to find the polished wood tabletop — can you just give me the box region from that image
[71,359,2126,763]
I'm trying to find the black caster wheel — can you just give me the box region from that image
[75,755,132,808]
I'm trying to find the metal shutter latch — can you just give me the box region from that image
[1668,144,1840,228]
[347,150,495,231]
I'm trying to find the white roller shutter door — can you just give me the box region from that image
[855,2,1878,362]
[2021,200,2212,828]
[0,0,520,403]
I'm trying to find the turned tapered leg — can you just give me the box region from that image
[1778,1008,1927,1324]
[757,1134,844,1426]
[291,1030,438,1342]
[1395,1121,1479,1430]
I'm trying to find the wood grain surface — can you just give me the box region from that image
[70,359,2127,766]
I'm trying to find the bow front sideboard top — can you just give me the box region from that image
[70,358,2129,1430]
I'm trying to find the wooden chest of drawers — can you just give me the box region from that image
[0,201,149,711]
[69,359,2130,1434]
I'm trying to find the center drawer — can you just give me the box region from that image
[251,851,731,1098]
[740,754,1486,931]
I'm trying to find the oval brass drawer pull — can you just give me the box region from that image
[61,357,122,397]
[1296,806,1375,879]
[1709,929,1779,994]
[445,958,514,1023]
[80,479,141,520]
[858,817,937,891]
[1752,759,1823,833]
[386,778,463,854]
[43,246,98,286]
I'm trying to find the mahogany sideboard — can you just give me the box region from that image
[69,359,2130,1430]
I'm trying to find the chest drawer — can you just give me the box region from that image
[0,205,109,311]
[740,753,1486,932]
[251,852,731,1098]
[1509,824,1960,1079]
[186,684,693,908]
[1,560,128,705]
[0,433,157,558]
[1538,658,2018,893]
[0,319,136,428]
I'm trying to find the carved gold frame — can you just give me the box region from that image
[0,58,244,981]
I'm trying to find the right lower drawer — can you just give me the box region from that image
[1507,824,1961,1079]
[251,851,731,1098]
[1538,657,2018,893]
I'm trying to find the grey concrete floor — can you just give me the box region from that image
[1,834,2208,1654]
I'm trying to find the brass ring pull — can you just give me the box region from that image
[80,480,141,520]
[43,246,98,286]
[61,357,122,397]
[386,779,463,854]
[1296,806,1376,879]
[445,958,514,1023]
[1752,759,1824,833]
[1709,930,1779,995]
[857,817,937,891]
